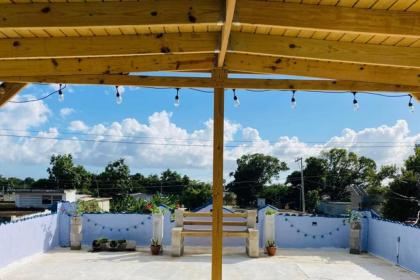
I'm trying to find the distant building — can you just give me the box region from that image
[317,201,351,216]
[129,192,154,201]
[14,189,76,209]
[76,194,111,212]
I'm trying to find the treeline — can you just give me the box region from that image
[1,147,419,221]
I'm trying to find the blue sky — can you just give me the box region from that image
[0,73,419,182]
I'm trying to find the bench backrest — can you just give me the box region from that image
[174,208,257,229]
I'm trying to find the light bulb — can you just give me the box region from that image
[58,89,64,102]
[0,85,5,95]
[291,90,296,109]
[115,86,122,105]
[233,89,240,108]
[174,88,180,107]
[409,95,415,113]
[352,92,359,111]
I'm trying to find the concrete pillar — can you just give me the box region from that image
[246,228,259,257]
[171,227,184,257]
[247,210,257,228]
[70,216,82,250]
[349,220,362,254]
[174,208,185,227]
[264,214,275,250]
[152,213,164,251]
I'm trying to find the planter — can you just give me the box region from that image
[349,220,362,254]
[266,246,277,256]
[151,245,161,255]
[91,239,136,252]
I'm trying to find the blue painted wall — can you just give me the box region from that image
[368,217,420,273]
[0,214,59,268]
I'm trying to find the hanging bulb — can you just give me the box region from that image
[233,89,240,108]
[174,88,180,107]
[408,95,415,113]
[352,92,359,111]
[58,84,64,102]
[291,90,297,109]
[115,86,123,105]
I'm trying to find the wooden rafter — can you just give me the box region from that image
[413,92,420,101]
[0,54,215,76]
[230,32,420,69]
[2,75,420,93]
[0,0,220,30]
[217,0,236,67]
[225,53,420,87]
[236,0,420,37]
[0,33,217,59]
[0,83,27,106]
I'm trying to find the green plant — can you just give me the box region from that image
[98,238,108,244]
[76,200,101,215]
[348,211,362,223]
[109,240,118,248]
[117,239,126,244]
[151,238,161,246]
[265,208,277,216]
[266,240,276,248]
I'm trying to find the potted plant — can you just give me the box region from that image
[117,239,127,250]
[150,238,161,255]
[109,240,118,251]
[266,240,277,256]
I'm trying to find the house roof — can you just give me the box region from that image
[13,189,73,194]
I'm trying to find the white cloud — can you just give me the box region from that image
[59,107,75,118]
[0,97,419,180]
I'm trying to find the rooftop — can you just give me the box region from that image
[1,247,418,280]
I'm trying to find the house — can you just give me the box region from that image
[14,189,76,209]
[76,194,111,212]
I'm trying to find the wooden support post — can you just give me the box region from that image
[211,68,227,280]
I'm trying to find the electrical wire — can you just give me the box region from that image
[8,85,67,104]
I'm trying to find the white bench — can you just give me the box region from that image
[171,209,259,257]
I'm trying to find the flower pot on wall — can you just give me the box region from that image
[151,245,161,255]
[266,246,277,256]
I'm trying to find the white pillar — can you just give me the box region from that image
[152,213,164,251]
[70,216,82,250]
[174,208,185,227]
[247,210,257,228]
[264,214,275,249]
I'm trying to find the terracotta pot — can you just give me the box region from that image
[151,245,161,255]
[266,246,277,256]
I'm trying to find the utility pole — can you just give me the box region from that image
[295,157,305,213]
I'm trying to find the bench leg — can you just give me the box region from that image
[171,227,184,257]
[246,229,259,258]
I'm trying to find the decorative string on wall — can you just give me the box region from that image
[283,217,348,240]
[84,215,151,233]
[0,212,54,226]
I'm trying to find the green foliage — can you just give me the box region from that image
[259,184,292,209]
[180,182,212,210]
[306,189,320,212]
[227,153,289,207]
[150,192,178,209]
[265,240,276,247]
[151,238,161,246]
[265,208,277,216]
[97,159,131,197]
[77,200,101,214]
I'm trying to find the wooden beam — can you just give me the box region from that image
[0,83,27,107]
[225,53,420,87]
[0,54,215,76]
[236,0,420,37]
[2,74,420,92]
[0,33,217,59]
[230,32,420,69]
[211,68,227,280]
[0,0,220,30]
[217,0,236,67]
[413,92,420,102]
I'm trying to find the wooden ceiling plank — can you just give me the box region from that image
[0,0,221,30]
[236,0,420,37]
[229,32,420,68]
[225,53,420,86]
[217,0,237,67]
[0,54,215,76]
[0,32,217,59]
[0,82,27,106]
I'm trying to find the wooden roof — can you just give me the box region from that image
[0,0,419,104]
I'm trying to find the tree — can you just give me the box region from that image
[97,159,132,197]
[227,153,289,207]
[181,182,212,209]
[160,169,190,195]
[259,184,292,209]
[47,154,92,191]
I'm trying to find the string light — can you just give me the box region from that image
[291,90,297,109]
[115,86,123,105]
[408,95,415,113]
[233,89,240,107]
[352,92,359,111]
[174,88,180,107]
[0,84,5,95]
[58,84,64,102]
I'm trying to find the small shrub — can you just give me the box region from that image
[266,240,276,248]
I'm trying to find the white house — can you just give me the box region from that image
[76,194,111,212]
[14,189,76,208]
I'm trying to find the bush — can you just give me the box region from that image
[77,200,101,214]
[180,183,212,210]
